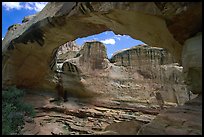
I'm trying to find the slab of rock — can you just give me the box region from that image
[104,120,145,135]
[138,95,202,135]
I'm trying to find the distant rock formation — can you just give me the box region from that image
[110,44,175,66]
[109,45,191,105]
[79,41,108,72]
[57,41,81,62]
[56,41,191,105]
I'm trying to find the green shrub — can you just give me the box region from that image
[2,86,36,135]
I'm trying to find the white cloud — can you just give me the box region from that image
[100,39,116,45]
[31,2,48,12]
[24,2,34,10]
[2,2,22,10]
[2,2,47,12]
[114,35,122,40]
[124,35,130,39]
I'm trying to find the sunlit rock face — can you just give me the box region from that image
[57,41,81,62]
[109,45,191,105]
[110,44,175,66]
[1,2,202,135]
[137,33,202,135]
[22,14,36,23]
[2,2,202,93]
[58,41,191,105]
[60,61,96,98]
[58,41,108,98]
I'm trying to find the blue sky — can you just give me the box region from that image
[2,2,145,58]
[75,32,145,58]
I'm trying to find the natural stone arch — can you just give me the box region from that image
[2,2,202,90]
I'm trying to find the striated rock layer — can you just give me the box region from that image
[137,33,202,135]
[1,2,202,135]
[110,44,175,66]
[2,2,202,93]
[138,94,202,135]
[58,41,191,105]
[78,41,108,72]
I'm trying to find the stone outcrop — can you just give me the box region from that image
[58,41,191,106]
[2,2,202,135]
[22,14,36,23]
[2,2,202,90]
[103,120,144,135]
[21,91,158,135]
[110,44,175,66]
[55,41,108,98]
[109,45,190,105]
[136,33,202,135]
[57,41,80,62]
[78,41,108,72]
[138,94,202,135]
[155,2,202,45]
[181,32,202,94]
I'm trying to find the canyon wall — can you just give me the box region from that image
[2,2,202,93]
[2,2,202,135]
[58,42,192,105]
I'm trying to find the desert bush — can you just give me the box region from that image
[2,86,36,135]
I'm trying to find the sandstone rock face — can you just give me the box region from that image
[60,61,98,99]
[136,33,202,135]
[109,45,190,105]
[22,14,36,23]
[79,41,108,73]
[156,2,202,45]
[55,41,108,98]
[56,41,193,106]
[110,44,175,66]
[2,2,201,89]
[103,120,144,135]
[57,41,80,62]
[2,3,202,135]
[159,63,190,104]
[138,94,202,135]
[182,33,202,94]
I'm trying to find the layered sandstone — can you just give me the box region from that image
[57,41,191,106]
[138,94,202,135]
[109,45,192,105]
[57,41,80,62]
[78,41,108,73]
[2,2,202,91]
[110,44,175,66]
[1,2,202,135]
[137,33,202,135]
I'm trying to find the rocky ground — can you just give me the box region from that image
[138,94,202,135]
[20,91,174,135]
